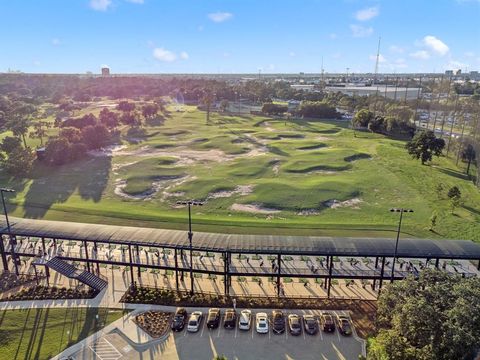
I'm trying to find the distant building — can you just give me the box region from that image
[101,67,110,76]
[290,84,315,92]
[445,69,461,76]
[325,85,421,100]
[445,70,454,76]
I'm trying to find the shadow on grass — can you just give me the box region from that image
[438,167,470,181]
[464,205,480,216]
[23,156,111,218]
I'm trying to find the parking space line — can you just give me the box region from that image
[234,325,238,338]
[217,321,222,338]
[251,326,254,339]
[200,320,206,337]
[285,329,288,340]
[319,328,323,340]
[336,329,341,342]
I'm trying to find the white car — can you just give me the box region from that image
[187,311,203,332]
[256,312,269,334]
[239,309,252,330]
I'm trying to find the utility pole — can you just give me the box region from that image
[374,36,381,84]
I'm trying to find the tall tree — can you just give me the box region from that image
[371,270,480,360]
[29,120,50,146]
[406,130,445,165]
[6,102,38,148]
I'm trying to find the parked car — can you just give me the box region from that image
[187,311,203,332]
[320,312,335,332]
[256,312,269,334]
[272,310,285,334]
[335,314,353,336]
[238,309,252,330]
[223,309,237,329]
[303,315,318,335]
[171,308,187,332]
[207,308,221,329]
[287,314,302,336]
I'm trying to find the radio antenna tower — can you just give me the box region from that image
[374,36,381,84]
[321,56,324,82]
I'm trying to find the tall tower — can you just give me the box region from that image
[374,36,381,84]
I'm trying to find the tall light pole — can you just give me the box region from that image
[390,208,414,282]
[177,200,204,295]
[0,188,18,275]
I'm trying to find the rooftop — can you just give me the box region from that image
[2,217,480,259]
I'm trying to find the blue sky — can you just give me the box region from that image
[1,0,479,74]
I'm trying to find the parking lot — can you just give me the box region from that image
[169,310,364,360]
[68,309,365,360]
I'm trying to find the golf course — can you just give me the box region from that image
[2,101,480,240]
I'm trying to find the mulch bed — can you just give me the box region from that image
[3,285,97,301]
[134,311,173,338]
[121,287,377,338]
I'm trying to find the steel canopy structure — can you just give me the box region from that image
[1,217,480,298]
[2,217,480,259]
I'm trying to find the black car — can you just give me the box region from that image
[287,314,302,336]
[272,310,285,334]
[336,315,353,336]
[207,308,221,329]
[171,308,187,331]
[223,309,237,329]
[302,315,318,335]
[320,312,335,333]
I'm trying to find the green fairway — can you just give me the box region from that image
[2,103,480,240]
[0,307,127,360]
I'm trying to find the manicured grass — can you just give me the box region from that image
[0,307,127,360]
[2,103,480,240]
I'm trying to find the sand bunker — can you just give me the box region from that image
[324,198,363,209]
[208,185,254,199]
[114,175,192,201]
[296,209,319,216]
[230,203,280,214]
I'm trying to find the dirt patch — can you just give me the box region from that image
[272,161,280,176]
[324,198,363,209]
[315,136,331,141]
[88,144,127,157]
[208,185,254,199]
[230,203,281,214]
[296,209,319,216]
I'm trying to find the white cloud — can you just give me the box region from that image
[89,0,112,11]
[329,33,338,39]
[447,60,467,69]
[125,0,144,3]
[208,12,233,23]
[369,54,386,63]
[180,51,189,60]
[355,6,379,21]
[389,45,404,53]
[350,24,373,38]
[153,48,177,62]
[289,51,296,57]
[410,50,430,60]
[464,51,475,57]
[423,35,449,56]
[198,25,204,32]
[51,38,61,46]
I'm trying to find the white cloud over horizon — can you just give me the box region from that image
[423,35,449,56]
[410,50,430,60]
[208,12,233,23]
[153,48,177,62]
[89,0,112,11]
[153,48,189,62]
[350,24,373,37]
[355,6,380,21]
